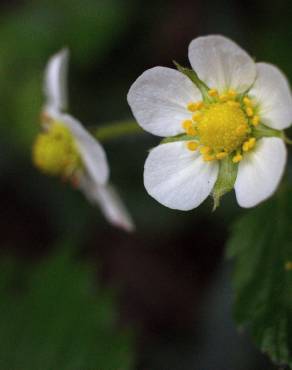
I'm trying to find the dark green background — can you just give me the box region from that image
[0,0,291,369]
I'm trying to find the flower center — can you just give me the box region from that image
[33,122,82,178]
[197,102,248,153]
[182,89,259,163]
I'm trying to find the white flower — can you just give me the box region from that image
[127,35,292,210]
[33,49,134,231]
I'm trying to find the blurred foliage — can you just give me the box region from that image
[0,0,132,150]
[227,187,292,368]
[0,244,134,370]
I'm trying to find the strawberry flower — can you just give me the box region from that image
[33,49,134,231]
[128,35,292,210]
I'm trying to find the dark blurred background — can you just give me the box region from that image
[0,0,291,369]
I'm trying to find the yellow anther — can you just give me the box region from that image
[243,97,252,106]
[285,261,292,271]
[236,124,248,136]
[187,103,197,112]
[215,152,228,160]
[200,146,211,155]
[252,115,260,126]
[242,137,256,152]
[187,101,203,112]
[196,101,204,109]
[219,94,228,102]
[242,141,250,152]
[192,112,203,122]
[208,89,218,97]
[182,119,193,130]
[248,137,256,148]
[203,154,215,161]
[187,141,199,151]
[245,107,254,117]
[232,153,243,163]
[186,126,198,136]
[227,89,237,99]
[227,100,240,108]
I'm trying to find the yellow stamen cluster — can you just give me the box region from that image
[183,89,259,163]
[33,122,82,178]
[197,103,248,153]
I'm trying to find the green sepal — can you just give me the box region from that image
[212,156,238,210]
[161,134,197,144]
[253,123,282,140]
[173,61,212,103]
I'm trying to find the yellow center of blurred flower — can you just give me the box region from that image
[32,122,81,177]
[183,89,259,163]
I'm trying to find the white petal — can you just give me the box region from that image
[235,137,287,208]
[79,177,135,232]
[188,35,256,93]
[127,67,201,137]
[44,48,69,113]
[249,63,292,130]
[144,141,219,210]
[55,112,109,185]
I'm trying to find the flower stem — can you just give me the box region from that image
[92,120,144,142]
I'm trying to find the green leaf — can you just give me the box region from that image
[212,156,238,210]
[0,245,134,370]
[227,189,292,368]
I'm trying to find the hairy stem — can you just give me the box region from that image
[92,120,144,142]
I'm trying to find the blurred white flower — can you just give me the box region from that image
[128,35,292,210]
[33,49,134,232]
